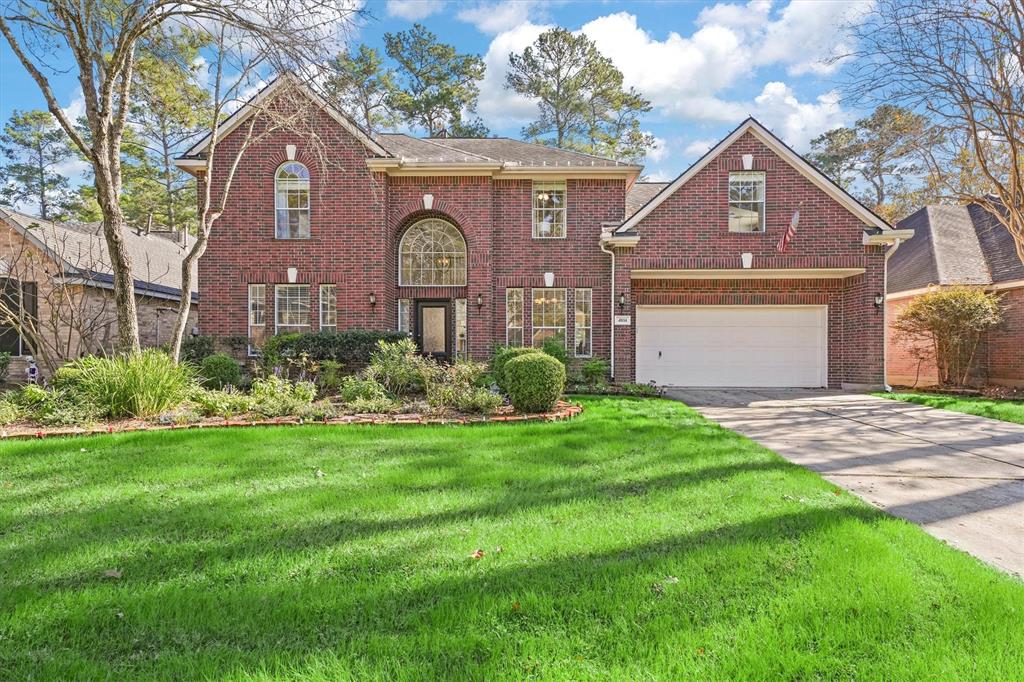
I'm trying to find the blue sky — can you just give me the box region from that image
[0,0,872,185]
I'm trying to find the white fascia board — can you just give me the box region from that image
[619,118,894,234]
[180,74,389,164]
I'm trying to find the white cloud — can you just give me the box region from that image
[385,0,444,21]
[581,13,752,122]
[759,0,873,75]
[61,89,86,123]
[683,139,717,157]
[696,0,772,32]
[475,21,550,129]
[457,1,550,35]
[644,136,669,164]
[752,82,846,149]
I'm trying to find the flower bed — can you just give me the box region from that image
[0,401,582,440]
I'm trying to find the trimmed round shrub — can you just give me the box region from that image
[200,352,243,389]
[503,352,566,413]
[492,346,543,391]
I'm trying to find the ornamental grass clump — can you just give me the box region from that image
[503,352,566,413]
[52,350,196,419]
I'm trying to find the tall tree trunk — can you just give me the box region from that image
[161,116,176,233]
[36,140,48,220]
[93,148,141,353]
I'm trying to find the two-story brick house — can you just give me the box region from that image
[177,77,910,389]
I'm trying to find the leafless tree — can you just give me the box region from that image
[164,22,387,363]
[846,0,1024,264]
[0,221,169,375]
[0,0,363,353]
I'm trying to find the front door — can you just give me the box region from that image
[415,301,451,361]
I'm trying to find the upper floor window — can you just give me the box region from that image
[399,218,467,286]
[275,162,310,239]
[728,172,765,233]
[533,181,566,238]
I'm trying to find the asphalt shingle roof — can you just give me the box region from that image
[1,208,197,299]
[625,182,669,218]
[891,201,1024,293]
[376,134,636,167]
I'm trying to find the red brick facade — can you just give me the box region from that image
[614,132,887,388]
[196,98,891,388]
[887,285,1024,388]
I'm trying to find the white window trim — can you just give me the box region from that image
[247,283,266,356]
[505,288,523,346]
[274,162,311,240]
[274,284,311,335]
[728,171,766,233]
[319,284,337,330]
[531,287,567,347]
[397,299,411,335]
[532,180,567,239]
[574,288,593,358]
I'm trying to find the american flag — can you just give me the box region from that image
[776,206,801,253]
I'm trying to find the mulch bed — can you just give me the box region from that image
[0,401,583,441]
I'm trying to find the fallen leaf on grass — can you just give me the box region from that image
[664,575,679,584]
[314,469,325,478]
[470,549,485,560]
[103,569,122,579]
[512,601,521,611]
[495,546,503,554]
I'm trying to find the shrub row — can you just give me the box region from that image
[261,329,409,374]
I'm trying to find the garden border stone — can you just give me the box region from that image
[0,401,583,441]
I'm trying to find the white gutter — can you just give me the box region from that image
[883,237,904,392]
[600,239,616,379]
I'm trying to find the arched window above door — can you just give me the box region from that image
[399,218,467,286]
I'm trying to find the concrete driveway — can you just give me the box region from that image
[664,388,1024,577]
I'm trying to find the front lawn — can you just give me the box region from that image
[3,397,1023,680]
[877,391,1024,426]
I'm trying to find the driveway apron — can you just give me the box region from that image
[664,388,1024,577]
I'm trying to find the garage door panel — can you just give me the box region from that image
[636,306,827,387]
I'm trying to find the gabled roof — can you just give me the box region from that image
[377,135,637,168]
[890,201,1024,293]
[178,73,390,162]
[617,117,893,233]
[0,208,198,301]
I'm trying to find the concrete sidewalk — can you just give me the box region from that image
[665,388,1024,577]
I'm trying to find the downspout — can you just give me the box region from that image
[883,237,903,392]
[600,239,616,379]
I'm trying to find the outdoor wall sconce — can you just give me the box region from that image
[874,292,884,310]
[190,326,200,337]
[369,292,377,307]
[618,293,627,311]
[476,293,484,309]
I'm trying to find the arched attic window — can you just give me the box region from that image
[275,162,310,239]
[399,218,467,286]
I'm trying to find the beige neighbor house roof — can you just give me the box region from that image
[891,201,1024,293]
[0,207,198,302]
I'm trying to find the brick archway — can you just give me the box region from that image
[391,196,473,237]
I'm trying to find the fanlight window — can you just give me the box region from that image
[399,219,467,286]
[275,162,310,239]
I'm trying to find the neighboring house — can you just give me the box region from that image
[887,203,1024,387]
[176,77,909,389]
[0,208,199,380]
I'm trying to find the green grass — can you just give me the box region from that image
[2,397,1023,680]
[877,391,1024,426]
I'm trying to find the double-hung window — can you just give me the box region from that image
[505,288,523,346]
[533,181,566,238]
[275,162,310,239]
[247,284,266,354]
[531,288,566,347]
[574,288,592,357]
[275,284,311,334]
[728,171,765,233]
[319,284,337,330]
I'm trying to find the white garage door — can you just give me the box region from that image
[636,305,828,387]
